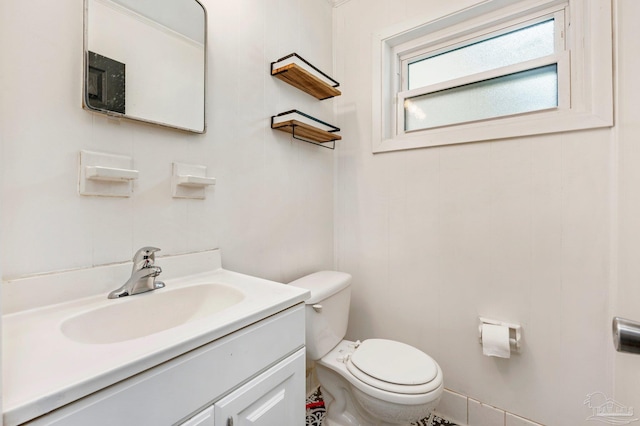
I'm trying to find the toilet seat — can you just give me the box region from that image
[346,339,441,395]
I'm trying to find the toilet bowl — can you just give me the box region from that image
[289,271,443,426]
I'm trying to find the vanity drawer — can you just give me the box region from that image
[24,304,305,426]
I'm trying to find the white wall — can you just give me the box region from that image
[613,0,640,417]
[0,0,335,285]
[334,0,616,424]
[0,2,4,419]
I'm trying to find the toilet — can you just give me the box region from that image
[290,271,443,426]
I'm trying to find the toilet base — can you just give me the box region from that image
[315,341,442,426]
[318,369,379,426]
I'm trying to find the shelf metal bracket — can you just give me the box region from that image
[291,125,336,150]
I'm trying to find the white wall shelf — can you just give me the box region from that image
[85,166,139,182]
[172,163,216,199]
[176,175,216,187]
[79,150,138,197]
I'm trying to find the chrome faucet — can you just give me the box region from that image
[108,247,165,299]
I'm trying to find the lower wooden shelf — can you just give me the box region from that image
[271,110,341,149]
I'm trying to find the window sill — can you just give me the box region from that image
[373,107,612,153]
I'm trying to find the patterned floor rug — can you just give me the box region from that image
[306,387,458,426]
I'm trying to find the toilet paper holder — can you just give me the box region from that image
[478,317,522,353]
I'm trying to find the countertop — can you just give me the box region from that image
[2,261,309,426]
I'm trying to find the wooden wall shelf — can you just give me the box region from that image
[271,110,341,149]
[271,53,341,100]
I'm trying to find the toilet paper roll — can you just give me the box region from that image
[481,323,511,358]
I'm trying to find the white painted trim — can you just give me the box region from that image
[395,5,565,67]
[376,109,610,152]
[371,0,613,153]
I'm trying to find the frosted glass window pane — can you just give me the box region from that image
[408,20,555,89]
[404,64,557,131]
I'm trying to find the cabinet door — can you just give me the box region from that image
[180,406,215,426]
[214,349,305,426]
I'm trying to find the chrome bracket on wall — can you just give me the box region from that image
[613,317,640,355]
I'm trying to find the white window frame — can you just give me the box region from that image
[371,0,613,153]
[396,10,568,135]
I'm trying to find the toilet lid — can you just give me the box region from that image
[349,339,438,387]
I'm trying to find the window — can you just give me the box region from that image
[372,0,613,153]
[401,16,563,132]
[403,64,559,131]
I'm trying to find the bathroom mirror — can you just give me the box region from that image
[83,0,206,133]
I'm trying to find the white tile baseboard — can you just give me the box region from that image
[434,388,544,426]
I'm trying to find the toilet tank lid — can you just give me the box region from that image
[288,271,351,304]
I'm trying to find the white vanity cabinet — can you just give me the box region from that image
[180,407,215,426]
[213,348,304,426]
[181,348,304,426]
[23,304,306,426]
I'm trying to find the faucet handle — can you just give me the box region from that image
[132,246,161,271]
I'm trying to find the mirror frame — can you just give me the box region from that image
[82,0,207,133]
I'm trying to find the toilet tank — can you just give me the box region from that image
[289,271,352,360]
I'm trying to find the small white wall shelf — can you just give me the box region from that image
[172,163,216,199]
[176,174,216,187]
[85,166,139,182]
[79,150,138,197]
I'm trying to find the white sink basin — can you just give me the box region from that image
[3,249,311,426]
[61,283,245,344]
